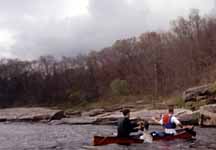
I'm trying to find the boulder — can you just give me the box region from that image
[50,110,65,120]
[199,104,216,127]
[182,84,211,102]
[178,111,200,125]
[0,107,65,122]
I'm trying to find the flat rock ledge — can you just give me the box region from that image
[91,108,199,126]
[0,107,65,122]
[1,105,215,127]
[50,108,200,126]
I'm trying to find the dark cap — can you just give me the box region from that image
[121,109,130,116]
[168,104,174,113]
[168,104,174,109]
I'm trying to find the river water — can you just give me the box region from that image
[0,123,215,150]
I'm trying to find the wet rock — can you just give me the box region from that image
[0,107,65,122]
[93,117,119,125]
[92,111,121,125]
[82,109,105,117]
[48,119,65,125]
[105,106,123,112]
[199,104,216,127]
[50,110,65,120]
[60,117,97,125]
[65,111,81,117]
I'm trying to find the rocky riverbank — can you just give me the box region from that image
[0,105,215,127]
[59,107,200,126]
[0,84,216,127]
[58,82,216,127]
[0,105,213,126]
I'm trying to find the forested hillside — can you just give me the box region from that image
[0,10,216,107]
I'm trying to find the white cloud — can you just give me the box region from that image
[62,0,89,17]
[147,0,214,13]
[0,0,214,59]
[0,30,15,48]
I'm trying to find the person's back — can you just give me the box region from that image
[161,113,179,134]
[152,105,183,135]
[117,117,132,137]
[117,109,138,137]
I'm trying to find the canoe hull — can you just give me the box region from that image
[93,128,196,146]
[93,136,143,146]
[152,130,195,141]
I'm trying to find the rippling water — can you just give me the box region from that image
[0,123,215,150]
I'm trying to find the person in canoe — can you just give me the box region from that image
[152,104,183,135]
[117,109,144,138]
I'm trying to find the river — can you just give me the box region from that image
[0,123,215,150]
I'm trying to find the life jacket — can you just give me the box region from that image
[162,114,176,129]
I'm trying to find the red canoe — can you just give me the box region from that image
[93,127,196,146]
[152,127,196,141]
[93,136,143,146]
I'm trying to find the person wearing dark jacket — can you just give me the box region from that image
[117,109,139,137]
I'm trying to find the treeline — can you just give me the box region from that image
[0,10,216,107]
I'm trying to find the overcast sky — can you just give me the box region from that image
[0,0,215,60]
